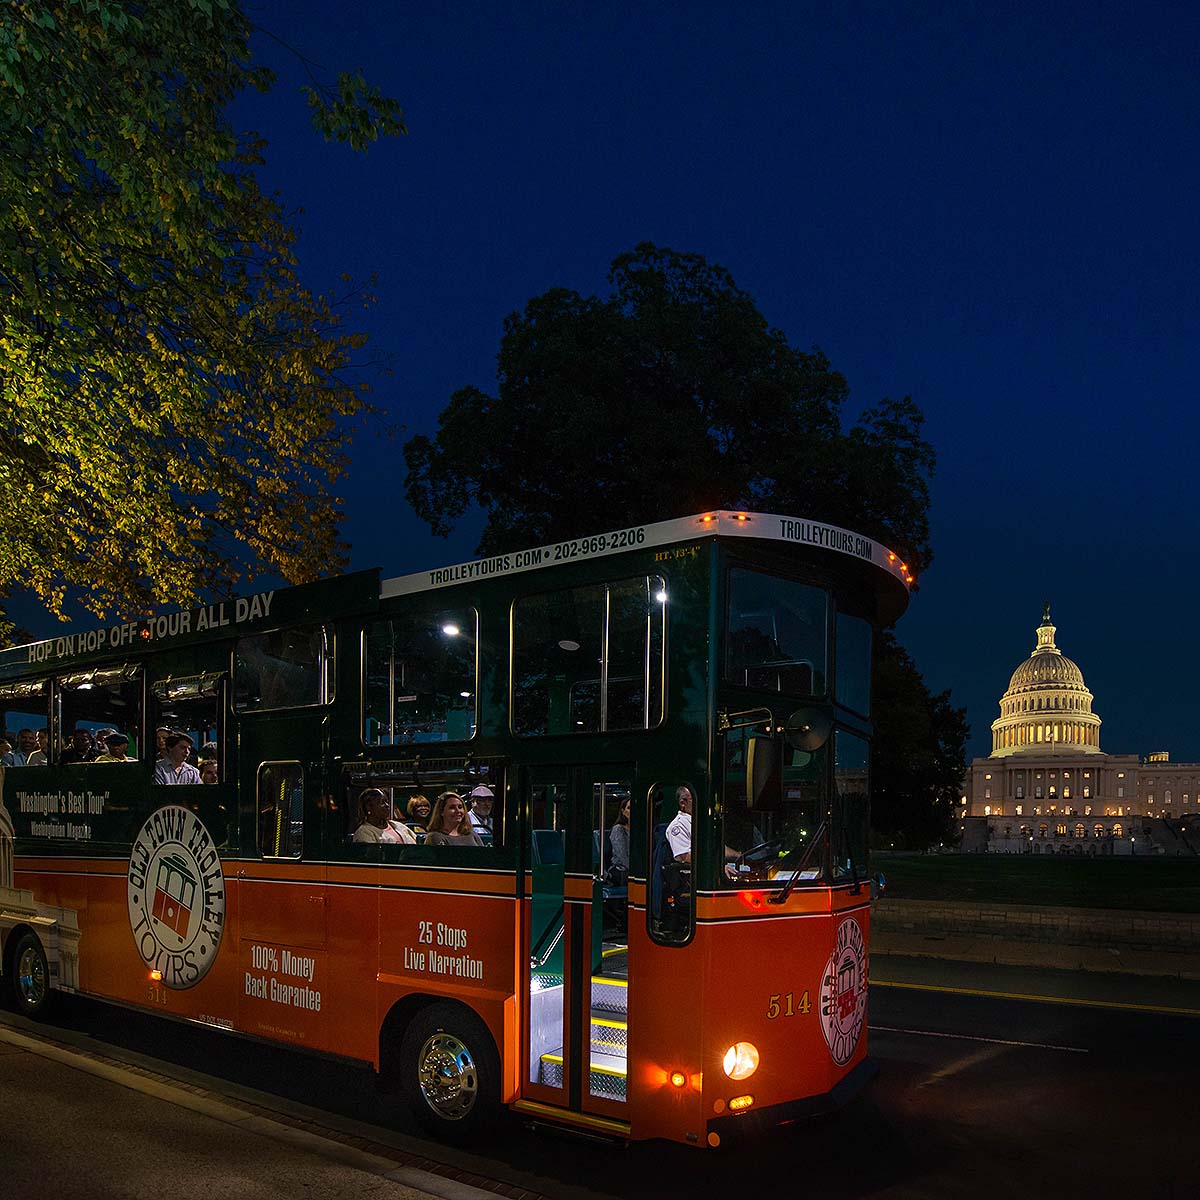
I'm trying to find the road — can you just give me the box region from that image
[2,963,1197,1200]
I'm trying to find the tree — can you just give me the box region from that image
[405,243,966,844]
[0,1,405,641]
[406,244,932,570]
[870,633,970,850]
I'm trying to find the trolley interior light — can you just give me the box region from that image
[722,1042,760,1080]
[441,622,460,637]
[655,589,668,603]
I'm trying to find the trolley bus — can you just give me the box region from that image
[0,510,911,1148]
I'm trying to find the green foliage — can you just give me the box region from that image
[871,633,970,850]
[0,1,405,641]
[405,243,966,844]
[406,243,933,570]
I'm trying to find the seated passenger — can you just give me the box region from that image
[424,792,484,847]
[405,794,432,835]
[199,758,219,784]
[468,785,494,838]
[95,732,134,762]
[60,727,97,765]
[0,737,15,766]
[353,788,416,844]
[25,729,49,766]
[153,733,202,784]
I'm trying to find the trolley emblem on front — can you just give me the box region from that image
[819,915,868,1066]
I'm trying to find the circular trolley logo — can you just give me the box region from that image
[127,805,225,989]
[820,915,868,1066]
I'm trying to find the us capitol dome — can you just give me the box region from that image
[989,604,1102,756]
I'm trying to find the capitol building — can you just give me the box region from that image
[960,606,1199,854]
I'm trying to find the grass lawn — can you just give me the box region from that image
[872,853,1200,913]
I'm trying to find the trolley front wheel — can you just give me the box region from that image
[399,1001,500,1141]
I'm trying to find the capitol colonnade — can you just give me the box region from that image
[960,606,1199,855]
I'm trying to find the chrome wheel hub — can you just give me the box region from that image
[416,1031,478,1120]
[17,945,46,1009]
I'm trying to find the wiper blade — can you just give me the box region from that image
[769,819,825,905]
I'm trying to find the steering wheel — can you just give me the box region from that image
[737,837,785,866]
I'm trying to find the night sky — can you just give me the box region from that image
[18,3,1200,763]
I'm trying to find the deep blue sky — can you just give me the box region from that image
[21,2,1200,762]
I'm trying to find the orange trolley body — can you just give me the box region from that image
[0,511,910,1147]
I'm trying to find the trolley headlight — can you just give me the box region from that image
[722,1041,760,1080]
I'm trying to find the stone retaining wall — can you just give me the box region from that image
[872,898,1200,952]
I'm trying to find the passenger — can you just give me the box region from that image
[154,727,171,761]
[95,732,134,763]
[16,728,37,763]
[199,758,219,785]
[60,728,97,765]
[468,785,494,837]
[353,788,416,844]
[25,729,49,766]
[0,737,15,767]
[153,733,201,784]
[424,792,484,847]
[405,794,432,835]
[609,796,631,877]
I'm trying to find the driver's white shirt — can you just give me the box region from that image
[666,810,691,859]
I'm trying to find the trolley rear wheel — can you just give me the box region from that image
[6,930,51,1017]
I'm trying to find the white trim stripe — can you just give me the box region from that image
[380,510,912,598]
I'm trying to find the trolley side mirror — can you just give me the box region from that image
[746,736,782,811]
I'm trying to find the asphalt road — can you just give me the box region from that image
[2,967,1197,1200]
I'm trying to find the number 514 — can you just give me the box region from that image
[766,991,811,1019]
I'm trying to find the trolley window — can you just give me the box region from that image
[362,608,478,745]
[512,575,666,737]
[235,624,332,711]
[258,762,304,859]
[835,613,872,716]
[0,679,49,766]
[58,664,143,763]
[726,569,827,696]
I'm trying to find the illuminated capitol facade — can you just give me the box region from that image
[960,606,1199,854]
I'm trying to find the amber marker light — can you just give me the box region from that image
[722,1042,760,1080]
[150,970,162,981]
[670,1071,688,1089]
[729,1094,755,1112]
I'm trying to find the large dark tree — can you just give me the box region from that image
[405,244,967,846]
[406,244,933,572]
[870,633,970,849]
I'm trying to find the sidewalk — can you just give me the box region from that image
[872,929,1200,1015]
[872,927,1200,980]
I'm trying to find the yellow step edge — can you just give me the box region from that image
[591,975,628,988]
[591,1016,627,1029]
[540,1052,627,1078]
